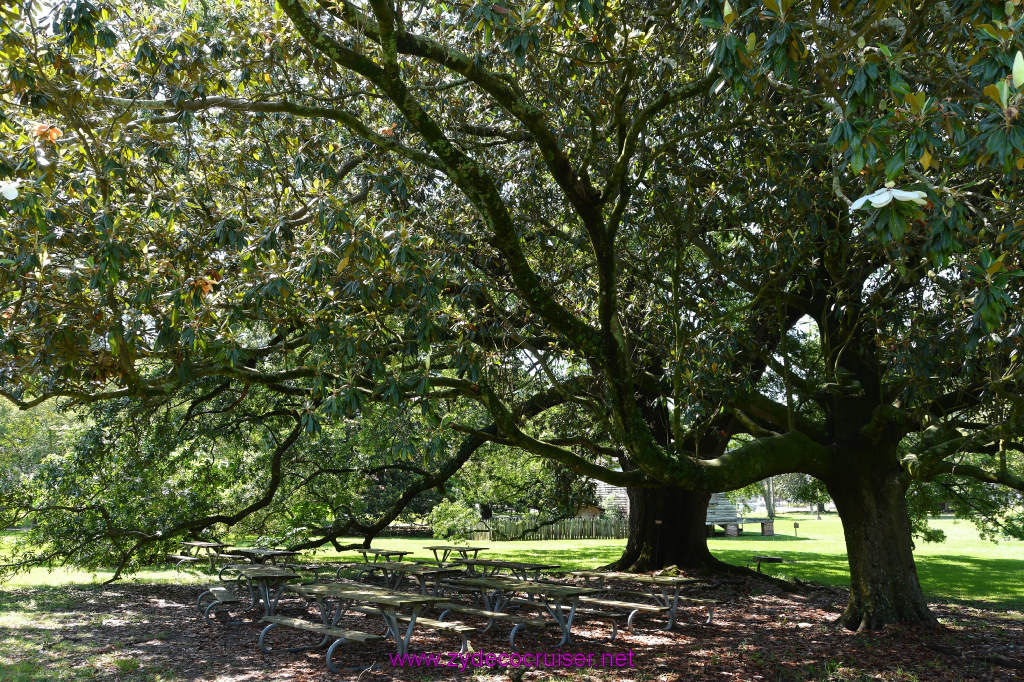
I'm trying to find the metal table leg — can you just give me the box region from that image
[539,597,577,647]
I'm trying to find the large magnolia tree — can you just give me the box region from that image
[2,0,1024,629]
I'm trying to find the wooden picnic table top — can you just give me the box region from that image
[306,584,447,608]
[363,562,463,575]
[423,545,489,552]
[181,541,228,548]
[232,548,299,557]
[352,548,412,561]
[456,558,561,571]
[454,576,601,599]
[234,565,300,580]
[566,570,705,585]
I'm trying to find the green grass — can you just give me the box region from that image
[3,513,1023,608]
[271,513,1024,608]
[704,513,1024,609]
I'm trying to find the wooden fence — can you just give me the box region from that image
[471,517,629,541]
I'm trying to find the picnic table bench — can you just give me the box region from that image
[436,602,553,646]
[293,582,450,655]
[508,597,623,642]
[167,554,203,571]
[196,585,244,624]
[567,570,720,626]
[706,516,775,536]
[259,615,384,674]
[339,603,477,654]
[452,576,601,646]
[577,596,670,632]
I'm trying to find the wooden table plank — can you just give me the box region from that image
[454,577,600,598]
[567,570,704,586]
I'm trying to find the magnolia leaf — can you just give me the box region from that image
[985,253,1006,274]
[919,149,932,169]
[905,91,926,114]
[1014,50,1024,89]
[723,0,735,24]
[763,0,781,14]
[984,83,1004,108]
[996,79,1009,108]
[336,243,356,273]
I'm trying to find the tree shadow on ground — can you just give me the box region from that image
[4,580,1023,681]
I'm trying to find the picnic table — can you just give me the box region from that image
[357,561,464,594]
[452,576,600,646]
[351,548,411,563]
[423,545,489,565]
[299,583,451,655]
[455,558,561,580]
[566,570,717,627]
[179,541,229,572]
[233,565,300,616]
[231,548,301,565]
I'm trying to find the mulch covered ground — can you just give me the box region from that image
[6,575,1023,681]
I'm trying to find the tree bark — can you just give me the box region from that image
[605,487,716,571]
[827,464,937,631]
[761,477,776,518]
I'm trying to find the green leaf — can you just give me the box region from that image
[986,253,1006,274]
[984,83,1005,108]
[997,79,1009,108]
[904,91,926,114]
[888,212,907,240]
[723,0,735,24]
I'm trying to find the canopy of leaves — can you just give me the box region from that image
[1,0,1023,577]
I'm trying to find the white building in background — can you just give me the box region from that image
[594,480,630,518]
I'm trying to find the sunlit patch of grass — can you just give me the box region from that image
[112,657,141,674]
[0,659,46,681]
[1,564,203,589]
[706,513,1024,608]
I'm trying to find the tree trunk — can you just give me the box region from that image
[761,477,776,518]
[827,466,937,631]
[605,487,715,571]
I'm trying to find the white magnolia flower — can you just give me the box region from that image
[0,179,21,201]
[849,186,928,212]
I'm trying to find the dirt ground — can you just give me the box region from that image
[3,576,1023,681]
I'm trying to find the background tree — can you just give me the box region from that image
[2,0,1024,631]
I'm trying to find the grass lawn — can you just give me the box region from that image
[3,513,1022,608]
[706,512,1024,610]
